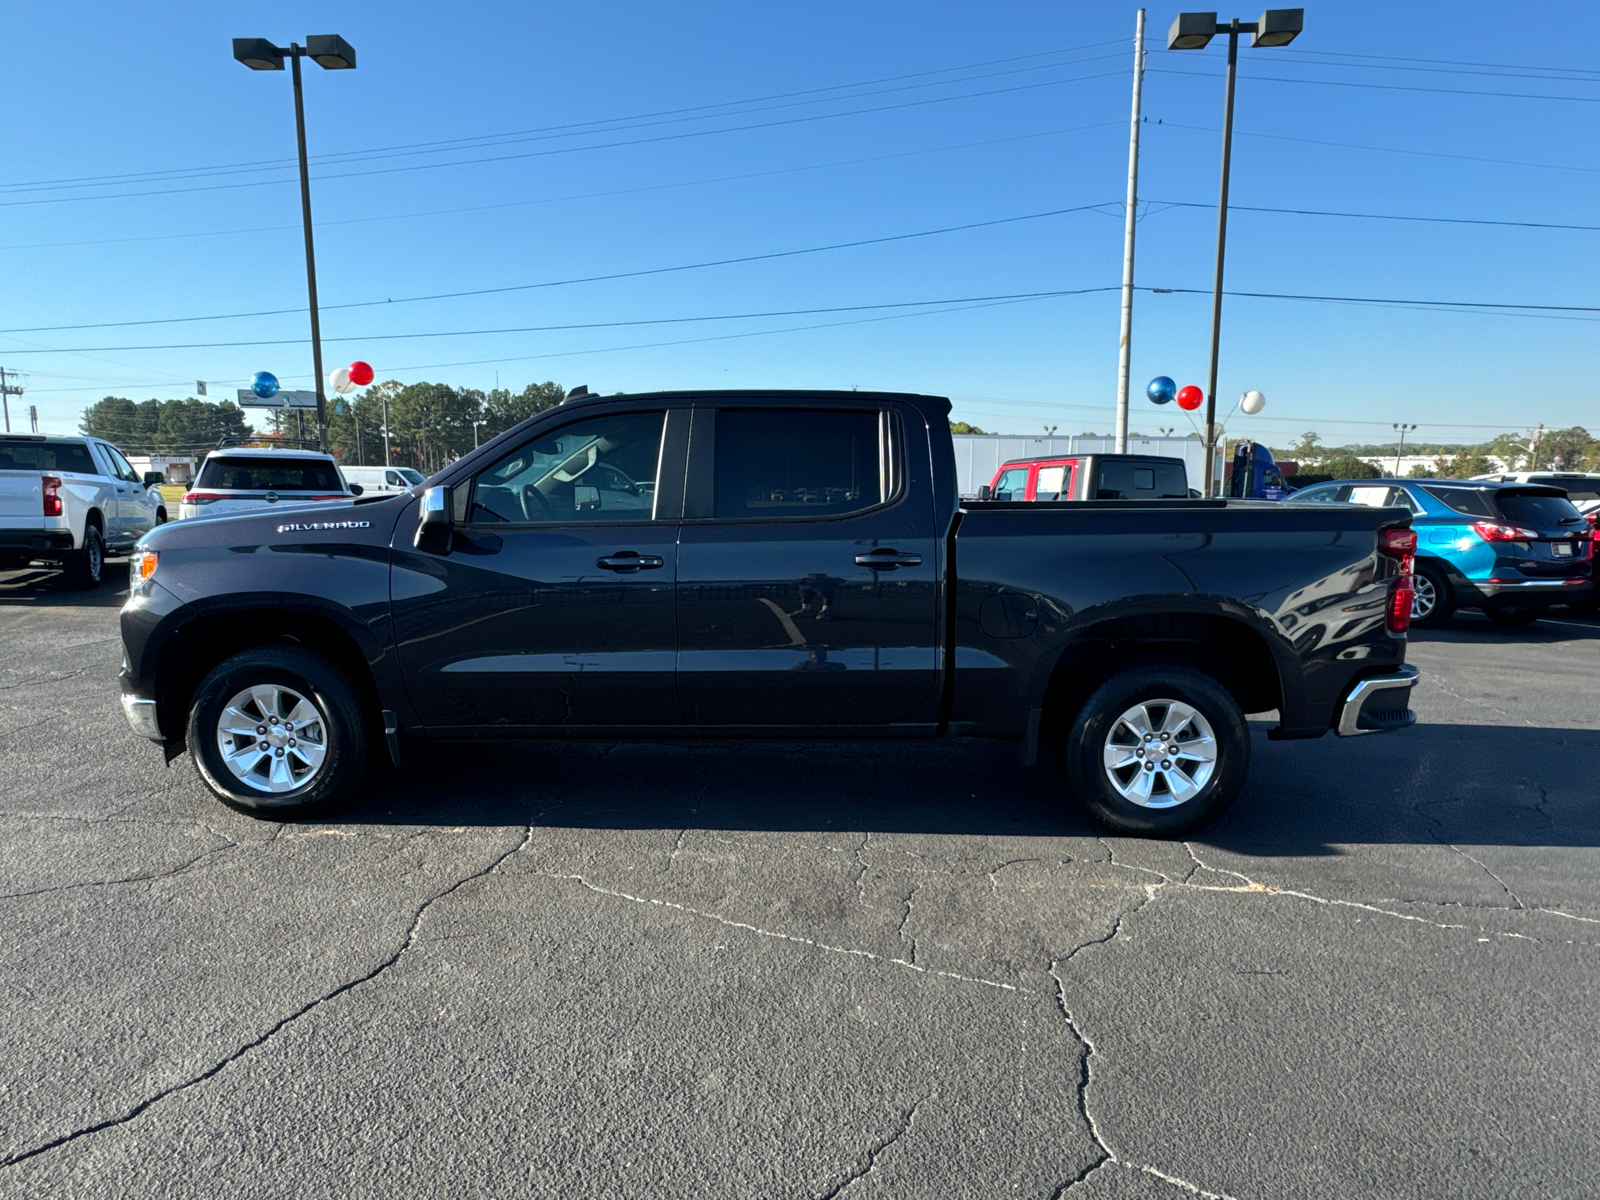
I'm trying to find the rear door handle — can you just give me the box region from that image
[597,552,665,572]
[855,549,922,570]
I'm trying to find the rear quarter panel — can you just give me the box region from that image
[952,501,1408,737]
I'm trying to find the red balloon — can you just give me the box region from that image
[347,360,375,386]
[1176,385,1204,411]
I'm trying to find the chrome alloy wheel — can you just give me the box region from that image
[1412,573,1437,620]
[1101,699,1218,809]
[215,684,329,794]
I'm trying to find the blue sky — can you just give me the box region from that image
[4,1,1596,447]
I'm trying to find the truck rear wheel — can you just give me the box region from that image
[63,525,105,589]
[187,646,368,817]
[1063,666,1250,837]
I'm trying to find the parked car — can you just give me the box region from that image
[119,390,1419,837]
[1287,478,1593,626]
[0,433,167,587]
[341,465,426,495]
[979,453,1188,501]
[180,446,359,520]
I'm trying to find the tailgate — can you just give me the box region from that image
[0,471,44,528]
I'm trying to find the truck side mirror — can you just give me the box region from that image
[977,485,993,501]
[574,484,601,512]
[349,484,365,496]
[414,484,453,552]
[143,471,165,486]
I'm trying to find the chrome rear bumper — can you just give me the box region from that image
[1336,664,1420,737]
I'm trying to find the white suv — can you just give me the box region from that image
[181,447,357,520]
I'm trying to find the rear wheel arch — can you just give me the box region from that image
[1037,606,1290,739]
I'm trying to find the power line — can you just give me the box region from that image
[1149,65,1600,104]
[0,66,1128,210]
[0,202,1118,334]
[1144,118,1600,175]
[1141,286,1600,315]
[0,121,1123,254]
[1273,47,1600,81]
[0,40,1124,194]
[1145,199,1600,232]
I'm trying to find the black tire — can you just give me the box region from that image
[1062,666,1250,838]
[1409,561,1455,628]
[1484,607,1540,627]
[187,645,369,817]
[63,525,105,589]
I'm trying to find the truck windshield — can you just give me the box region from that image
[0,440,96,473]
[197,457,344,491]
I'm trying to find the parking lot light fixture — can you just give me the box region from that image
[1167,9,1305,495]
[232,34,358,453]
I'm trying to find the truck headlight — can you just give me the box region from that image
[130,549,158,584]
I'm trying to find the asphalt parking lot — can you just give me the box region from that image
[1,564,1597,1199]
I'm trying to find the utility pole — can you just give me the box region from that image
[1393,422,1417,475]
[1114,8,1147,455]
[1528,423,1545,470]
[0,367,21,433]
[382,393,392,467]
[29,405,39,433]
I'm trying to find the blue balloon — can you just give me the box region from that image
[251,371,280,399]
[1147,375,1176,405]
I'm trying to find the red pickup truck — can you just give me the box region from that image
[982,453,1190,502]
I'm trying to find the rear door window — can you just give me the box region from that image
[197,456,344,491]
[714,409,885,519]
[1496,491,1585,529]
[1419,486,1497,518]
[1290,484,1338,504]
[1035,464,1069,501]
[0,440,97,473]
[1096,460,1186,499]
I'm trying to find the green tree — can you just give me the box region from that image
[949,421,988,435]
[1315,452,1382,480]
[1537,426,1594,471]
[80,396,249,454]
[1287,431,1322,461]
[1406,463,1431,478]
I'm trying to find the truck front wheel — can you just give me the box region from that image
[187,646,368,817]
[1063,666,1250,837]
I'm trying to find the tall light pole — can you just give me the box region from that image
[1168,9,1304,495]
[1392,422,1417,475]
[1114,9,1148,455]
[232,35,357,454]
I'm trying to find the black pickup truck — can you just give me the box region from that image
[118,390,1420,836]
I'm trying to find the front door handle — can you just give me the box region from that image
[855,549,922,570]
[597,552,665,572]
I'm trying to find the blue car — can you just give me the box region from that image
[1287,478,1594,627]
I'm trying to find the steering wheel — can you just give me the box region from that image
[520,484,558,521]
[592,463,642,497]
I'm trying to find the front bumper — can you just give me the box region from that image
[1336,664,1420,737]
[121,694,163,742]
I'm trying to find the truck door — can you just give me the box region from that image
[97,443,154,546]
[675,403,941,728]
[391,405,685,729]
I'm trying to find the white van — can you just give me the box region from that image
[341,465,425,495]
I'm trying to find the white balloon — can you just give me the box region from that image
[328,366,356,395]
[1240,389,1266,415]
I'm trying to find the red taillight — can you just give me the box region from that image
[1388,575,1415,635]
[41,475,62,517]
[182,492,225,505]
[1472,520,1539,542]
[1378,526,1417,574]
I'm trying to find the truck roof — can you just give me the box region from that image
[563,388,951,411]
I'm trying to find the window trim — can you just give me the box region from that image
[459,407,677,529]
[683,404,906,524]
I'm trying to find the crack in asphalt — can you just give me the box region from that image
[540,870,1026,993]
[0,824,536,1170]
[895,885,919,966]
[1048,891,1238,1200]
[0,840,237,902]
[812,1103,918,1200]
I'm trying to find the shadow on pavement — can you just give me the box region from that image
[1411,610,1600,645]
[0,566,126,608]
[331,720,1600,853]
